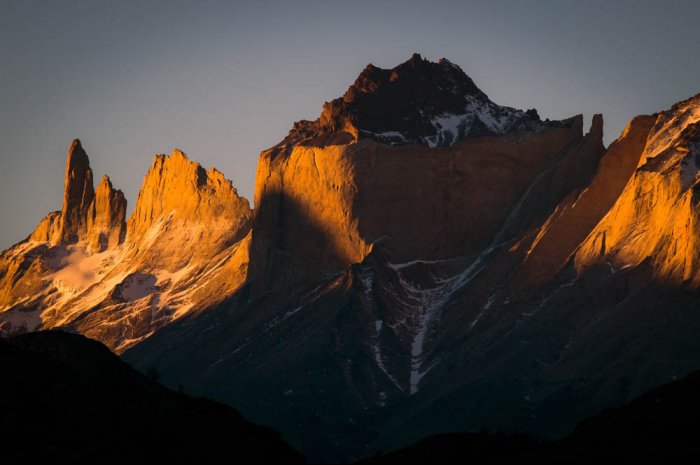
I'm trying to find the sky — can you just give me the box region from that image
[1,0,700,250]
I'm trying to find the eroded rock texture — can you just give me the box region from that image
[0,144,252,353]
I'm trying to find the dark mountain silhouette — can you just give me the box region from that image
[0,330,303,464]
[363,367,700,464]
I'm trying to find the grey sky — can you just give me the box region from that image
[1,0,699,249]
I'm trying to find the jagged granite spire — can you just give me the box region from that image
[58,139,94,243]
[87,175,127,253]
[28,139,126,249]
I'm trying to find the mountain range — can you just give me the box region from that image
[3,53,700,461]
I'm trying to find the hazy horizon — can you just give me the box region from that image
[2,0,700,249]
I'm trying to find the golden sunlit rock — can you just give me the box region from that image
[56,139,95,244]
[0,143,252,353]
[513,114,656,289]
[86,175,127,253]
[575,95,700,286]
[250,116,590,295]
[126,149,251,268]
[29,211,61,243]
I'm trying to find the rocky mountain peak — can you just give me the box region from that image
[338,52,487,110]
[641,93,700,180]
[126,149,252,263]
[27,139,126,248]
[573,93,700,286]
[273,54,562,153]
[58,138,95,243]
[2,140,253,349]
[86,175,127,253]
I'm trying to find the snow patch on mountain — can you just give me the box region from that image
[640,96,700,191]
[364,96,543,148]
[395,245,497,395]
[644,98,700,162]
[375,320,383,335]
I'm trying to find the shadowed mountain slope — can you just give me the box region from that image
[0,330,303,464]
[363,366,700,464]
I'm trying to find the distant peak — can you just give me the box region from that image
[273,56,566,153]
[409,51,423,62]
[88,173,127,253]
[66,138,89,165]
[437,56,458,67]
[670,91,700,112]
[59,138,94,243]
[589,114,604,139]
[171,148,189,161]
[139,148,246,206]
[344,53,486,104]
[95,174,124,197]
[27,139,126,248]
[128,147,252,247]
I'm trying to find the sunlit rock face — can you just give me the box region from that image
[512,114,657,290]
[250,54,595,296]
[575,95,700,286]
[56,139,95,244]
[1,139,124,311]
[29,211,61,243]
[87,175,127,253]
[26,140,127,252]
[0,144,252,353]
[126,149,252,269]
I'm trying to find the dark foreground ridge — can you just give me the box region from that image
[0,330,303,464]
[362,367,700,464]
[4,330,700,464]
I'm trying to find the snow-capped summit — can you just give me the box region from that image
[276,53,557,151]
